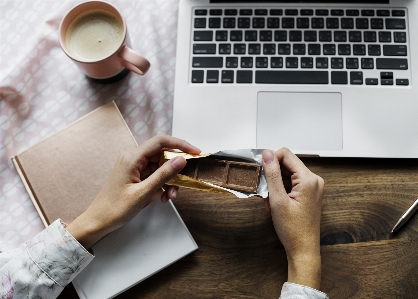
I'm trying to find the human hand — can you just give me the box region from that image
[66,134,200,250]
[262,148,324,290]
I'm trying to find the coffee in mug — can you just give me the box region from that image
[59,1,150,83]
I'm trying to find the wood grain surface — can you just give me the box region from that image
[59,158,418,299]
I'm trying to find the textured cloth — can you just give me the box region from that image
[280,282,329,299]
[0,219,94,299]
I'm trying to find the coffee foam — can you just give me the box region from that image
[65,9,124,61]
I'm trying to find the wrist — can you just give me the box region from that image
[66,212,108,250]
[287,248,322,290]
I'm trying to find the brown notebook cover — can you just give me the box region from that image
[12,101,138,227]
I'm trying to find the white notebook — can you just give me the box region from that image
[72,200,198,299]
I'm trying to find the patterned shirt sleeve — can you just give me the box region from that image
[0,219,94,299]
[280,282,329,299]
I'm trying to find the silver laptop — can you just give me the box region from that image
[172,0,418,158]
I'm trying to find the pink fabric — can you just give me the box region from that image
[0,0,180,251]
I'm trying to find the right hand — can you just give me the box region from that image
[262,148,324,289]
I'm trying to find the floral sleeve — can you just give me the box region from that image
[280,282,329,299]
[0,219,94,299]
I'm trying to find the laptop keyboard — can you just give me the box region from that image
[190,8,410,86]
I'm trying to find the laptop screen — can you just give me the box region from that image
[210,1,389,3]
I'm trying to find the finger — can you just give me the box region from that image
[275,147,309,176]
[262,150,287,199]
[135,156,186,202]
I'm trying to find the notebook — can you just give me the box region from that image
[172,0,418,157]
[12,101,198,299]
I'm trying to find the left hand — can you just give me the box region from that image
[66,134,200,249]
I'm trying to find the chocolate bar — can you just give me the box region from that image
[180,158,261,193]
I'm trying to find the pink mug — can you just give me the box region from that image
[59,1,150,82]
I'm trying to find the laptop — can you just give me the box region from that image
[172,0,418,158]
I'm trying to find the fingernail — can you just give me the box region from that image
[262,150,275,164]
[171,188,178,199]
[170,156,186,171]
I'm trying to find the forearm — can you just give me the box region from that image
[287,251,322,290]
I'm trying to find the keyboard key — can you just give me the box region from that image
[361,58,374,69]
[270,9,283,16]
[278,44,291,55]
[194,18,206,28]
[230,30,243,41]
[361,10,374,16]
[241,57,253,68]
[376,58,408,69]
[289,30,302,41]
[271,57,283,68]
[346,10,359,16]
[346,58,359,69]
[366,78,378,85]
[256,57,268,68]
[383,45,407,56]
[255,9,268,15]
[234,44,246,54]
[379,31,391,43]
[282,18,295,28]
[195,9,207,16]
[316,57,328,68]
[245,30,257,41]
[371,18,383,29]
[341,18,354,29]
[192,57,223,68]
[380,72,393,79]
[206,70,219,83]
[219,43,231,54]
[331,58,344,69]
[368,45,381,56]
[353,45,366,55]
[386,18,406,29]
[226,57,238,68]
[304,31,317,42]
[193,44,216,54]
[319,31,332,41]
[396,78,409,85]
[191,70,204,83]
[377,10,390,16]
[237,70,253,83]
[255,71,329,84]
[394,32,407,43]
[350,71,363,84]
[316,9,329,16]
[364,31,377,42]
[222,70,234,83]
[331,71,348,84]
[264,43,276,55]
[260,30,273,41]
[248,43,261,54]
[312,18,324,28]
[216,30,228,41]
[301,9,314,16]
[238,18,251,28]
[194,31,213,41]
[240,9,252,16]
[356,18,369,29]
[297,18,310,28]
[285,9,298,16]
[301,57,313,68]
[349,31,361,42]
[323,44,336,55]
[267,18,280,28]
[334,31,347,42]
[338,44,351,55]
[392,10,405,17]
[331,10,344,16]
[209,18,221,28]
[274,30,287,41]
[225,9,237,16]
[293,44,306,55]
[308,44,321,55]
[381,79,393,85]
[253,18,265,28]
[224,18,236,28]
[286,57,298,68]
[327,18,339,29]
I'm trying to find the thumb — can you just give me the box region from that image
[136,156,186,201]
[262,150,287,201]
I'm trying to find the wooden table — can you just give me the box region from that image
[59,158,418,299]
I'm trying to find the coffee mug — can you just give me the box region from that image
[59,0,150,82]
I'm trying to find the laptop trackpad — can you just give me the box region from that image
[257,92,342,151]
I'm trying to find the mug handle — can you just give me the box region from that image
[120,46,151,76]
